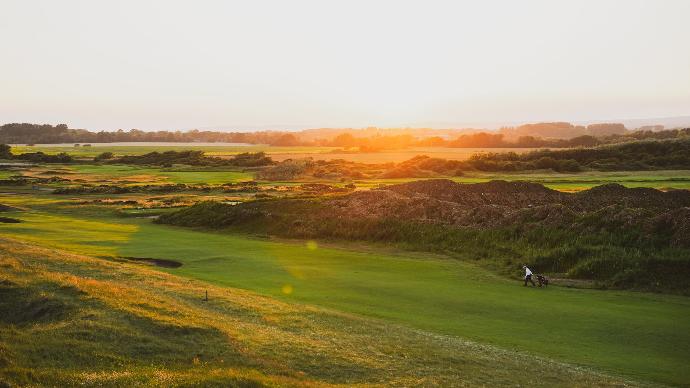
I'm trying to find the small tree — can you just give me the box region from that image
[94,151,114,162]
[0,144,11,159]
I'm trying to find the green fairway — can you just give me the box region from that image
[1,199,689,386]
[46,164,254,185]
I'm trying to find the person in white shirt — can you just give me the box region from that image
[523,265,536,287]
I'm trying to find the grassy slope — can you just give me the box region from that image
[1,199,688,386]
[0,238,629,387]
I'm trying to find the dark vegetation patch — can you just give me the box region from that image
[221,181,260,193]
[13,152,73,163]
[463,138,690,172]
[53,183,212,194]
[110,150,274,167]
[257,158,391,180]
[0,175,69,186]
[79,199,139,206]
[0,204,18,212]
[0,217,21,223]
[36,169,73,175]
[53,181,349,200]
[2,144,73,163]
[119,256,183,268]
[158,179,690,294]
[382,139,690,175]
[3,142,272,167]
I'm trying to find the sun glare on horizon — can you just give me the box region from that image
[1,0,689,131]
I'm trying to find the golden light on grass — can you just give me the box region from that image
[0,236,644,386]
[306,240,318,250]
[281,284,294,295]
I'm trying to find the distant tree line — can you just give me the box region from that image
[499,122,629,139]
[325,128,689,150]
[0,123,303,146]
[2,122,688,151]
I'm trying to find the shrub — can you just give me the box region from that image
[94,152,114,161]
[256,159,312,180]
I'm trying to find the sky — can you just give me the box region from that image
[1,0,689,131]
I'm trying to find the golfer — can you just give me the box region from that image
[523,265,536,287]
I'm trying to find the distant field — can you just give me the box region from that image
[1,194,689,386]
[65,164,254,185]
[11,144,539,163]
[18,164,254,185]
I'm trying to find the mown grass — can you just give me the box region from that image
[0,170,15,179]
[0,238,632,387]
[64,164,254,185]
[1,198,689,386]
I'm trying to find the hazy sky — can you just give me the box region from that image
[1,0,689,131]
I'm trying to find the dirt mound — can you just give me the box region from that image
[648,207,690,247]
[330,189,458,220]
[329,180,571,226]
[385,179,461,199]
[385,179,566,208]
[574,183,690,210]
[508,204,577,227]
[325,180,690,229]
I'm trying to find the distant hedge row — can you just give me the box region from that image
[465,138,690,172]
[0,144,74,163]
